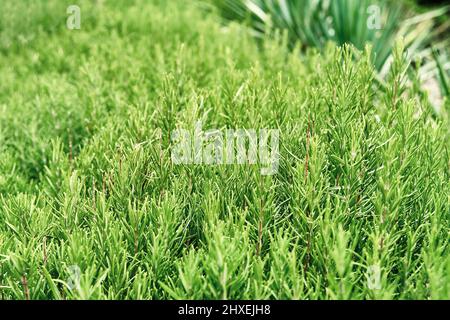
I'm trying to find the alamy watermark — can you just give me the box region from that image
[67,264,81,291]
[367,5,382,30]
[170,121,279,175]
[66,5,81,30]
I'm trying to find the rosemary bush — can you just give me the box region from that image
[0,0,448,299]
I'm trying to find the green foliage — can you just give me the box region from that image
[433,48,450,98]
[0,0,449,300]
[211,0,449,74]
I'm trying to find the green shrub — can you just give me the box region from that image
[0,0,448,299]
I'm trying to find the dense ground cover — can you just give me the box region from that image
[0,0,448,299]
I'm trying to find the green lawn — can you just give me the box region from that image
[0,0,449,299]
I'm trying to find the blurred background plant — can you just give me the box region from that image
[430,48,450,117]
[432,48,449,98]
[210,0,449,109]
